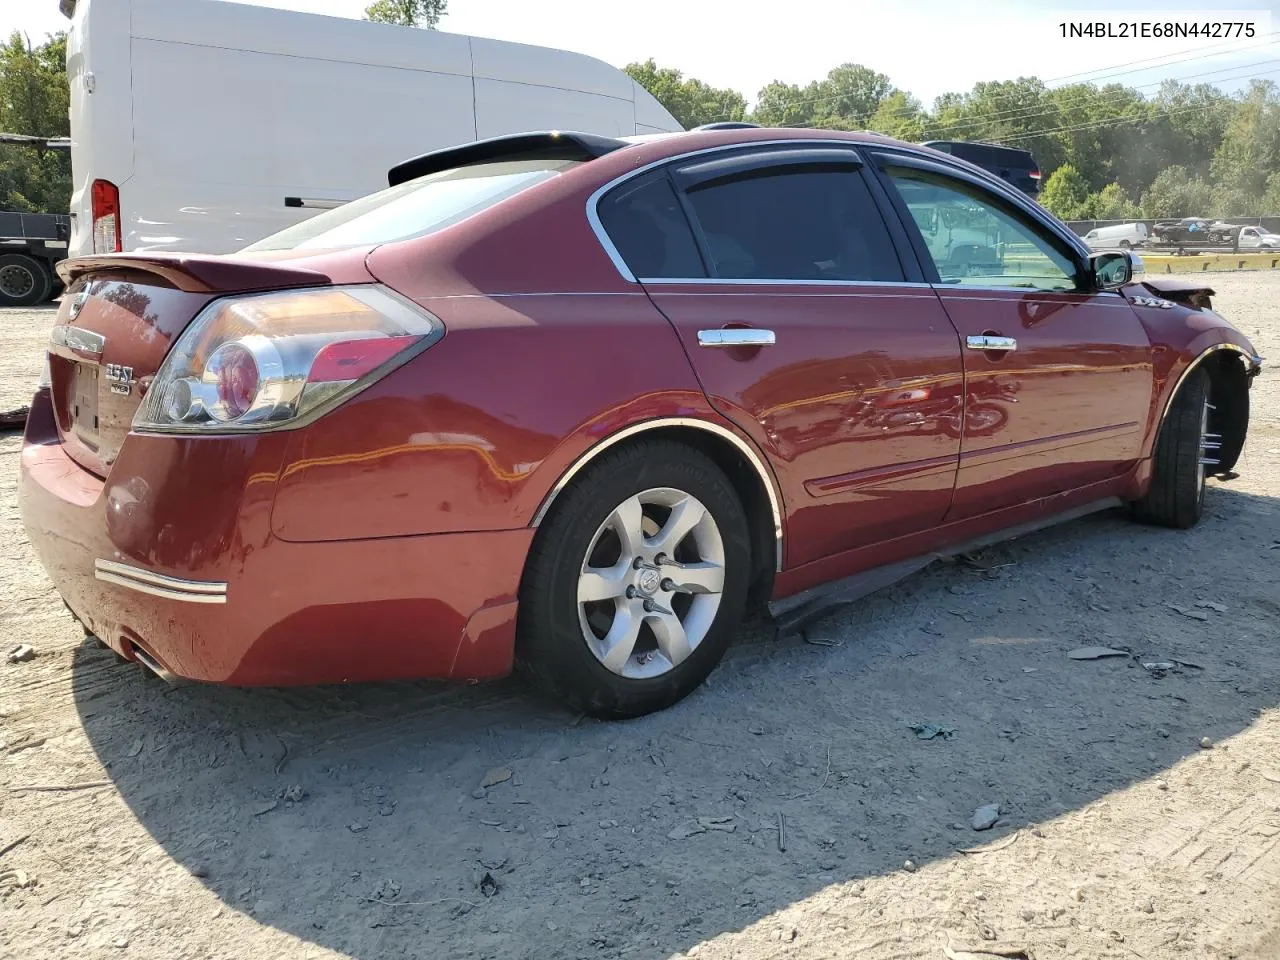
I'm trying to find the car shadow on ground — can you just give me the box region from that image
[70,482,1280,960]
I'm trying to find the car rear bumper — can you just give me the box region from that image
[18,388,533,685]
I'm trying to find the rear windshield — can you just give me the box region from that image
[244,157,581,252]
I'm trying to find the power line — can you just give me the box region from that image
[772,63,1280,142]
[735,33,1278,124]
[903,58,1279,137]
[989,79,1280,143]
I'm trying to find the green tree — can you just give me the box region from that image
[1209,80,1280,204]
[1039,163,1090,220]
[0,31,72,213]
[1263,172,1280,214]
[866,90,925,141]
[363,0,447,28]
[751,63,893,129]
[623,60,746,129]
[1140,165,1213,218]
[1084,182,1140,221]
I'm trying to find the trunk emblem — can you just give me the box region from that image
[105,363,135,395]
[68,291,90,319]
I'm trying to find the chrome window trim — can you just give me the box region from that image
[636,277,936,288]
[585,137,1090,284]
[1158,344,1264,428]
[94,559,228,605]
[530,416,785,572]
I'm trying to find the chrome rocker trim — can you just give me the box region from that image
[94,559,228,605]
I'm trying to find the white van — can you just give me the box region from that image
[60,0,680,256]
[1082,222,1149,251]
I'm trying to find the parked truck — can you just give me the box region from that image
[59,0,682,257]
[0,211,69,307]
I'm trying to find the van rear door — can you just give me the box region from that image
[65,0,134,258]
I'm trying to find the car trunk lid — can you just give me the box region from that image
[47,249,374,477]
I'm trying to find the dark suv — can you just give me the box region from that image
[922,141,1042,197]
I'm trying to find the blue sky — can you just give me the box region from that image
[4,0,1276,107]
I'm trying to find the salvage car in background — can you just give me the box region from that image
[19,128,1262,718]
[920,141,1042,197]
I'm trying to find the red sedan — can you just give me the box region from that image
[19,127,1262,718]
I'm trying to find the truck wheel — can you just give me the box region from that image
[1119,240,1132,250]
[0,254,53,307]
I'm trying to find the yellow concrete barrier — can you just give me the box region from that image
[1139,252,1280,274]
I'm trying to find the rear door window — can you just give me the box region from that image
[679,167,905,282]
[596,174,707,279]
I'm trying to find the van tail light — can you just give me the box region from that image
[134,285,442,433]
[91,179,122,253]
[1028,169,1042,180]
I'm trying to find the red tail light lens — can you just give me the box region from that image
[91,179,122,253]
[1029,169,1042,180]
[307,335,422,383]
[135,286,442,433]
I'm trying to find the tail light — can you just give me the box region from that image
[91,179,122,253]
[1028,169,1042,181]
[134,285,442,433]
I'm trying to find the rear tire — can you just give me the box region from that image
[1119,240,1132,250]
[517,440,751,719]
[1132,369,1211,529]
[0,254,53,307]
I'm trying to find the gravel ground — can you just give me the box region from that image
[1,273,1279,960]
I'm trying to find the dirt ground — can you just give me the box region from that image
[1,274,1279,960]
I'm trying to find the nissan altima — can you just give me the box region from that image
[18,127,1262,718]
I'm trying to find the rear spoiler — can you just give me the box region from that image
[57,252,331,293]
[388,131,627,187]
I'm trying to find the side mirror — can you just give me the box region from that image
[1091,250,1132,291]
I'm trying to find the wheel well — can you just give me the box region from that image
[1199,352,1250,473]
[598,426,779,613]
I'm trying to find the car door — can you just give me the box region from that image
[594,144,965,569]
[871,152,1154,521]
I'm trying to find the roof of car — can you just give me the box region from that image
[388,127,935,187]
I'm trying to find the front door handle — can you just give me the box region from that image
[698,329,776,348]
[966,335,1017,352]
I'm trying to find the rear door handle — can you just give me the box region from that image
[966,335,1017,352]
[698,329,776,348]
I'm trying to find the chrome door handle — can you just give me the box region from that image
[966,335,1017,352]
[698,329,776,347]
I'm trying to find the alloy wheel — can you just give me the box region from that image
[577,487,726,680]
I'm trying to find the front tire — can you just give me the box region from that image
[0,254,53,307]
[1132,369,1212,529]
[517,440,751,719]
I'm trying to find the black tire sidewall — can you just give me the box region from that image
[0,254,53,307]
[1134,368,1210,528]
[519,442,752,718]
